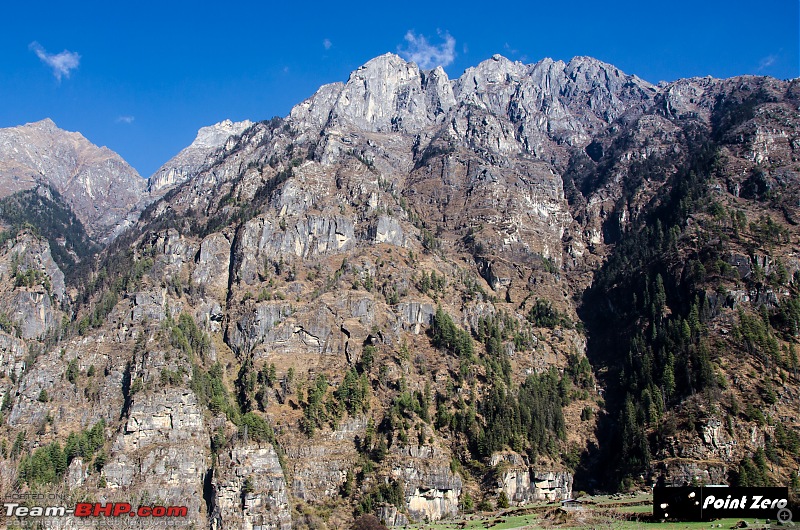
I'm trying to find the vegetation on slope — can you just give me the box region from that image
[0,186,98,278]
[580,93,800,491]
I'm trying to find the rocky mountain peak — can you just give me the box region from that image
[148,118,253,194]
[0,119,146,243]
[563,55,656,97]
[287,82,345,138]
[457,54,529,88]
[421,65,456,118]
[278,53,671,172]
[2,49,800,530]
[289,53,661,159]
[326,52,432,133]
[193,119,254,149]
[355,52,414,73]
[446,54,658,153]
[27,117,59,131]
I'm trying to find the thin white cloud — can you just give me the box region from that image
[757,54,777,72]
[323,38,332,50]
[116,116,135,124]
[397,30,456,70]
[29,41,80,81]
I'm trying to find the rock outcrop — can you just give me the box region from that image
[103,390,208,526]
[0,232,66,341]
[211,444,292,530]
[491,452,573,504]
[393,445,462,522]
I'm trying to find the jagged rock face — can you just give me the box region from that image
[289,82,345,137]
[227,300,294,358]
[407,149,571,267]
[11,291,56,340]
[149,119,254,193]
[529,470,573,502]
[394,301,435,335]
[286,417,365,502]
[326,54,452,135]
[211,444,292,530]
[192,231,233,299]
[0,332,26,384]
[278,53,657,278]
[298,53,655,151]
[114,390,205,451]
[375,504,409,527]
[371,215,405,246]
[0,119,147,243]
[298,53,656,167]
[0,232,65,341]
[454,55,656,150]
[491,452,572,504]
[392,445,463,522]
[658,76,720,121]
[2,52,800,530]
[3,232,66,302]
[103,390,208,525]
[236,214,356,271]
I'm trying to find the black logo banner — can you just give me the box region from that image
[653,486,790,521]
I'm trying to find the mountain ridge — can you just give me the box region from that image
[0,53,798,529]
[0,117,146,244]
[148,118,255,194]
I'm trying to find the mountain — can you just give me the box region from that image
[0,119,147,243]
[0,118,255,275]
[0,54,798,529]
[148,118,254,194]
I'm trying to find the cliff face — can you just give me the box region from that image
[0,54,799,528]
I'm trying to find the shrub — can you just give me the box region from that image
[351,514,388,530]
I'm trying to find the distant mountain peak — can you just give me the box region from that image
[0,120,145,243]
[358,52,410,68]
[28,117,58,129]
[192,119,254,150]
[147,118,253,193]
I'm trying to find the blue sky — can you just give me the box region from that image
[1,0,798,177]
